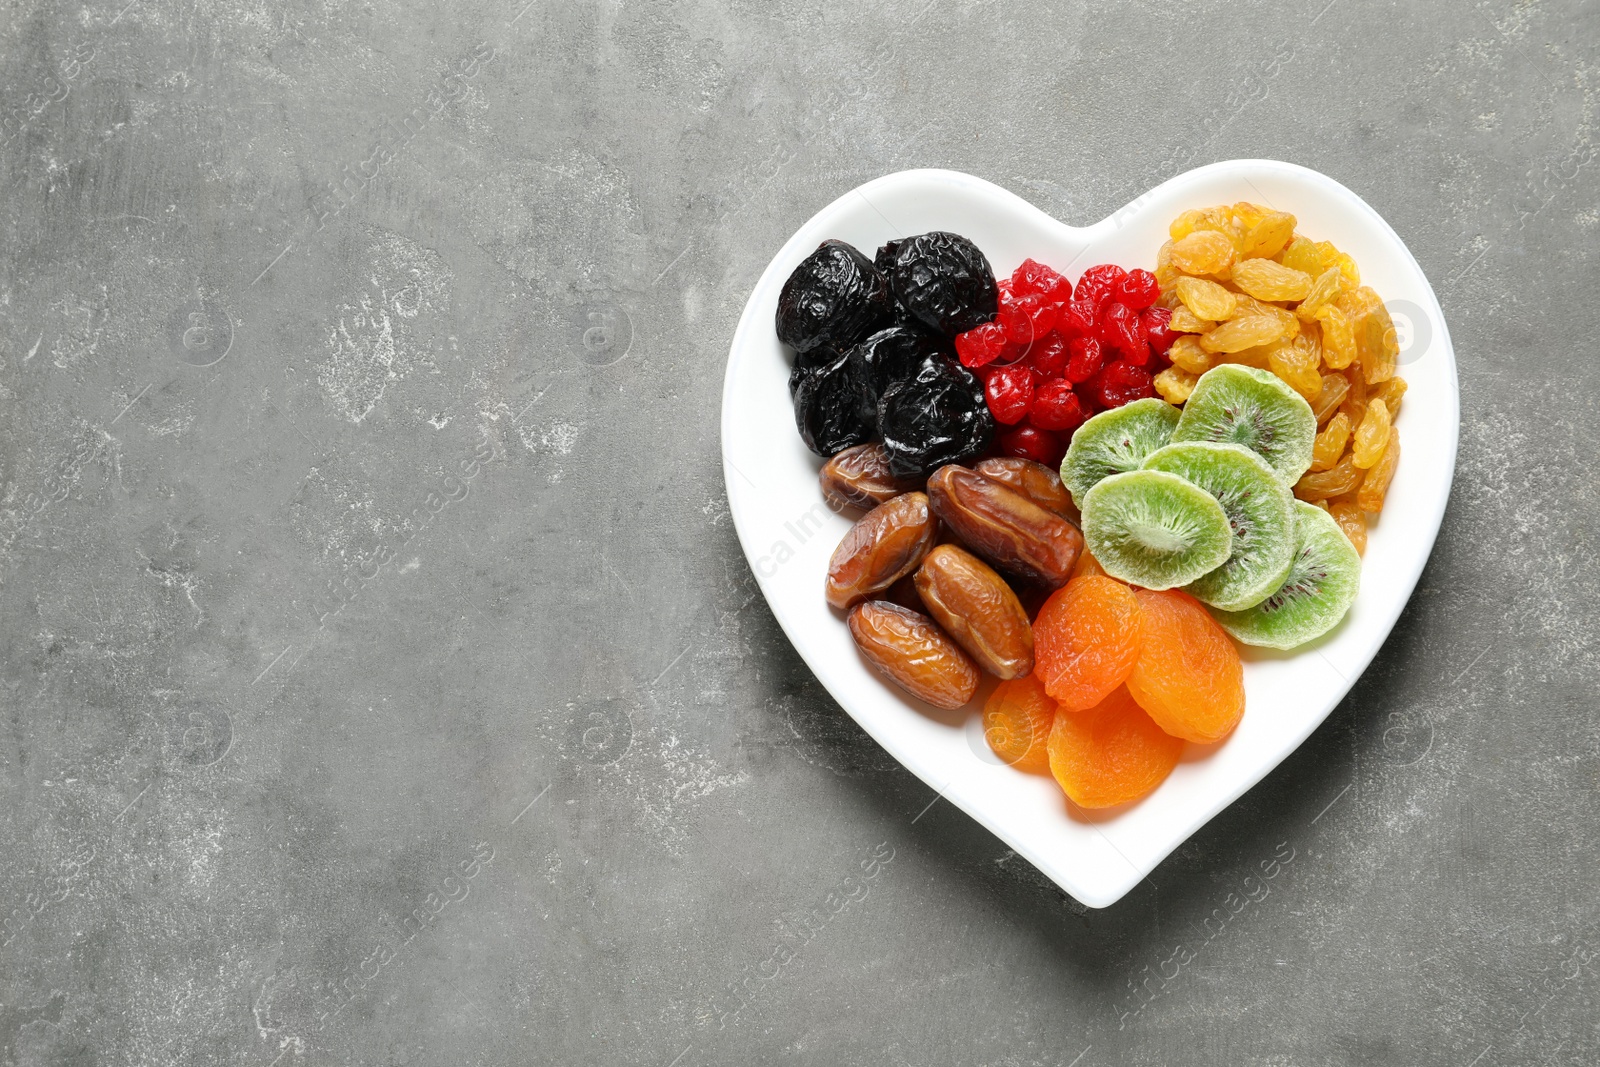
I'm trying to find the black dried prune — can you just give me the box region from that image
[878,355,995,479]
[775,240,891,355]
[791,347,876,457]
[883,232,999,337]
[848,325,951,404]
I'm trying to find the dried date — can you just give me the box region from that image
[925,465,1082,587]
[847,600,980,709]
[819,442,920,513]
[973,457,1079,523]
[824,492,938,610]
[913,544,1034,680]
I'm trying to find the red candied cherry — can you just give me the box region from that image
[955,321,1007,368]
[1027,332,1068,378]
[1141,306,1179,355]
[1076,264,1127,307]
[1012,258,1072,304]
[1029,379,1091,433]
[999,293,1042,345]
[1027,296,1057,339]
[997,425,1064,467]
[1064,336,1105,383]
[1059,296,1098,337]
[1099,301,1148,365]
[984,364,1035,425]
[1090,360,1155,409]
[1115,268,1161,310]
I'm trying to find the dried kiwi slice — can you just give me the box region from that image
[1142,442,1295,611]
[1080,469,1233,590]
[1172,365,1316,484]
[1211,501,1361,649]
[1060,398,1181,509]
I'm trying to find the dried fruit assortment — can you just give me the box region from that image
[771,202,1405,813]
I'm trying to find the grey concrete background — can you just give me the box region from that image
[0,0,1595,1063]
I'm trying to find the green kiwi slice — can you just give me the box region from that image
[1172,365,1316,485]
[1211,501,1361,649]
[1080,469,1233,590]
[1060,397,1181,509]
[1142,442,1296,611]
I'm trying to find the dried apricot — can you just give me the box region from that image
[1032,575,1143,712]
[983,675,1057,774]
[1069,546,1108,582]
[1125,589,1244,744]
[1048,685,1183,808]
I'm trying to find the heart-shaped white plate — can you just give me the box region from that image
[721,162,1458,908]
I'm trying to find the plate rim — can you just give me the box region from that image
[720,161,1460,907]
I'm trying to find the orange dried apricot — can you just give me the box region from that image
[1048,685,1184,808]
[1032,575,1143,713]
[982,675,1057,775]
[1125,589,1245,745]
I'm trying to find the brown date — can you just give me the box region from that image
[824,492,937,610]
[819,442,919,513]
[925,465,1083,588]
[974,457,1079,523]
[913,544,1034,680]
[847,600,980,709]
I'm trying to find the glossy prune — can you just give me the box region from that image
[848,324,950,403]
[877,356,995,480]
[776,240,891,355]
[882,232,999,337]
[790,348,875,457]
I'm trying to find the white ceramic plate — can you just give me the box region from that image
[721,162,1458,908]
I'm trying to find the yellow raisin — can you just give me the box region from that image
[1242,211,1297,259]
[1169,207,1231,242]
[1201,314,1292,354]
[1334,252,1360,288]
[1153,366,1199,405]
[1279,236,1323,274]
[1169,230,1236,276]
[1329,501,1367,554]
[1218,343,1275,369]
[1233,258,1312,302]
[1356,429,1400,512]
[1295,267,1347,321]
[1372,377,1407,417]
[1313,241,1342,273]
[1168,307,1216,333]
[1311,373,1350,427]
[1175,276,1238,321]
[1316,305,1357,370]
[1294,455,1363,502]
[1231,201,1271,229]
[1167,334,1214,375]
[1357,294,1399,385]
[1352,398,1391,468]
[1339,366,1368,427]
[1269,336,1323,401]
[1311,413,1351,471]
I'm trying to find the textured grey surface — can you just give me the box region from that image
[0,0,1596,1063]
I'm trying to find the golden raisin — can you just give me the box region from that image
[1169,230,1236,275]
[1294,455,1363,502]
[1339,365,1369,426]
[1311,413,1351,471]
[1311,373,1350,426]
[1232,258,1312,302]
[1352,398,1391,468]
[1201,315,1292,354]
[1269,335,1323,400]
[1154,366,1199,405]
[1357,294,1399,385]
[1175,276,1238,320]
[1168,307,1216,333]
[1356,429,1400,512]
[1372,377,1407,417]
[1242,211,1297,259]
[1295,267,1347,321]
[1329,501,1367,555]
[1167,334,1214,375]
[1316,305,1357,370]
[1278,236,1323,275]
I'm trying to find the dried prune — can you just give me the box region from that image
[848,324,949,403]
[882,232,999,337]
[878,356,995,479]
[776,240,891,355]
[790,348,875,457]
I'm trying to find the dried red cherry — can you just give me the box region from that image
[1140,306,1178,355]
[984,364,1035,425]
[1065,336,1106,383]
[997,425,1065,467]
[1028,379,1090,432]
[1115,268,1160,310]
[955,320,1007,368]
[1099,301,1147,365]
[1027,333,1068,378]
[1089,360,1155,409]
